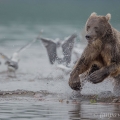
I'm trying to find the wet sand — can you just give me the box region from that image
[0,89,120,102]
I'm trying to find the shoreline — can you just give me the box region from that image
[0,89,119,104]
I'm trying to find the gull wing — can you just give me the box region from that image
[40,38,57,64]
[62,33,77,65]
[16,32,42,54]
[16,38,37,54]
[0,53,12,65]
[0,53,11,62]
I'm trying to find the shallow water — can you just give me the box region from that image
[0,99,120,120]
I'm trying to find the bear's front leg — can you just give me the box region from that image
[69,45,101,90]
[69,75,81,91]
[69,58,90,91]
[69,64,100,90]
[87,68,110,84]
[87,64,117,84]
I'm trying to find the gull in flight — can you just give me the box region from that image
[38,33,77,66]
[0,33,41,76]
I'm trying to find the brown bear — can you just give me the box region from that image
[69,12,120,96]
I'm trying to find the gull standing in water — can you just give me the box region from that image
[0,33,41,76]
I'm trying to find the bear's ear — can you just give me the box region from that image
[90,12,97,17]
[105,13,111,21]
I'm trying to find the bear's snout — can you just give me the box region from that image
[85,35,91,40]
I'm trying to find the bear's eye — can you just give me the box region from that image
[87,26,90,31]
[94,27,98,30]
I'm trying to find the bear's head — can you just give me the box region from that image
[85,12,111,44]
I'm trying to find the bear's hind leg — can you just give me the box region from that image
[113,74,120,96]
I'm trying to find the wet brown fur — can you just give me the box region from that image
[69,13,120,91]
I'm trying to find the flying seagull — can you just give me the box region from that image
[0,33,41,74]
[38,33,77,66]
[0,52,19,73]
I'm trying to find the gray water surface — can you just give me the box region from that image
[0,99,120,120]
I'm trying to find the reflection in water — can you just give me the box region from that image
[69,102,120,120]
[0,99,120,120]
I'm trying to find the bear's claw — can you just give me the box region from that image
[69,76,81,90]
[88,69,110,84]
